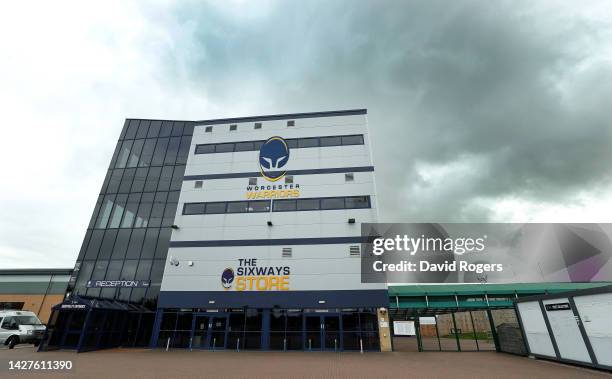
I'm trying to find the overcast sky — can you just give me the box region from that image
[1,1,612,268]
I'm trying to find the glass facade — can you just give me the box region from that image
[69,119,193,306]
[155,308,380,351]
[41,119,194,351]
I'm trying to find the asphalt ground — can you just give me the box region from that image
[0,346,610,379]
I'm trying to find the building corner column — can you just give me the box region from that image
[377,308,392,352]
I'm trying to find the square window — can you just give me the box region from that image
[205,126,213,133]
[230,124,237,131]
[345,196,370,209]
[248,200,271,212]
[296,199,320,211]
[235,142,254,152]
[254,123,262,129]
[345,173,354,182]
[341,135,364,145]
[321,198,345,209]
[321,136,342,147]
[285,139,298,148]
[183,203,205,215]
[249,177,257,186]
[273,199,297,211]
[194,180,203,189]
[205,202,227,214]
[298,137,319,148]
[287,120,295,127]
[284,176,293,184]
[195,144,215,154]
[227,201,249,213]
[215,143,234,153]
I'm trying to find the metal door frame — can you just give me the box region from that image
[190,313,229,350]
[303,313,342,351]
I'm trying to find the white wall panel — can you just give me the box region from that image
[574,293,612,366]
[162,112,385,297]
[542,298,591,363]
[517,301,556,357]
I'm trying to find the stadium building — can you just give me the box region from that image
[40,109,390,352]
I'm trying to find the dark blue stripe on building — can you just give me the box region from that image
[158,289,389,308]
[183,166,374,181]
[195,109,367,125]
[170,236,370,248]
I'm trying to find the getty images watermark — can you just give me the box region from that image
[360,223,612,284]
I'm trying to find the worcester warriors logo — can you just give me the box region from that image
[259,136,290,181]
[221,268,235,289]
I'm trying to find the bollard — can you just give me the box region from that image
[237,338,240,352]
[284,338,287,351]
[360,338,363,354]
[335,339,337,352]
[213,337,216,351]
[189,337,193,351]
[309,338,312,351]
[166,337,171,351]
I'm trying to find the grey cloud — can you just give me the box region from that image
[169,0,612,221]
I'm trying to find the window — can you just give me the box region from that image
[321,198,345,209]
[183,203,205,215]
[181,196,370,215]
[320,136,342,147]
[248,200,270,213]
[205,202,227,214]
[254,122,262,129]
[235,142,254,152]
[229,124,237,131]
[297,199,320,211]
[205,126,213,133]
[194,180,203,189]
[248,177,257,186]
[284,175,293,184]
[193,134,365,155]
[1,317,16,329]
[195,144,214,154]
[341,135,364,145]
[253,140,264,150]
[345,196,370,209]
[227,201,249,213]
[282,248,292,257]
[349,246,361,256]
[287,120,295,127]
[273,199,296,211]
[298,137,318,148]
[215,143,234,153]
[345,173,354,182]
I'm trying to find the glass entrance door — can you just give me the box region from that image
[208,316,228,350]
[192,315,209,349]
[304,314,342,351]
[323,315,341,351]
[191,314,229,350]
[305,315,321,350]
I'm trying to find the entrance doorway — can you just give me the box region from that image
[191,314,229,350]
[304,314,341,351]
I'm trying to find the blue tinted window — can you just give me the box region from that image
[135,120,150,139]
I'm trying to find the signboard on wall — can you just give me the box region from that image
[393,321,416,336]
